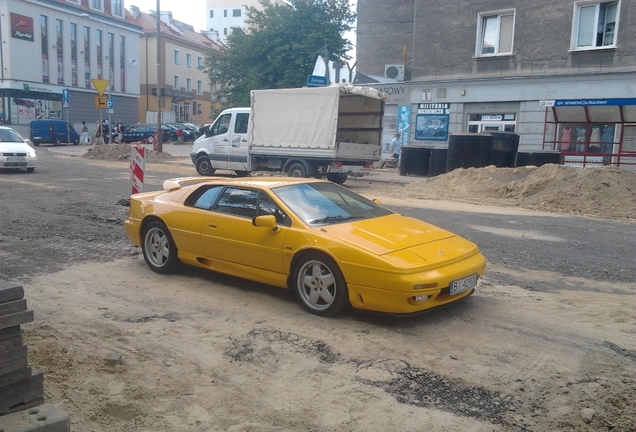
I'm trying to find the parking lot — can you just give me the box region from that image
[0,147,634,432]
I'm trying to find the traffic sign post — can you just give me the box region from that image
[62,89,70,143]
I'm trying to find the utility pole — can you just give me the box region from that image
[155,0,163,153]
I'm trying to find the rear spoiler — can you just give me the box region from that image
[163,177,221,190]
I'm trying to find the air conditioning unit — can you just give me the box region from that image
[384,64,404,81]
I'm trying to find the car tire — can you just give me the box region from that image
[54,138,61,147]
[288,162,307,178]
[33,141,40,147]
[292,252,350,316]
[142,220,179,274]
[26,168,35,173]
[147,135,154,144]
[327,173,347,185]
[73,138,80,146]
[195,155,216,176]
[235,170,250,177]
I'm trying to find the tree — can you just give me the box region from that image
[205,0,355,107]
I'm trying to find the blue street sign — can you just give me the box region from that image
[106,99,113,110]
[62,88,70,109]
[307,75,328,88]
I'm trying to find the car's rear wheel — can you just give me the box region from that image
[195,155,216,176]
[32,141,40,147]
[288,162,307,178]
[327,173,347,185]
[142,220,179,274]
[147,135,154,144]
[293,252,349,316]
[54,138,61,147]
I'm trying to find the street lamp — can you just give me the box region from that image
[80,13,113,141]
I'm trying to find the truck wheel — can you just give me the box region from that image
[195,155,216,176]
[235,170,250,177]
[288,163,307,178]
[327,173,347,185]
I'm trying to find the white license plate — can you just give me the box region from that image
[449,274,478,295]
[7,157,25,163]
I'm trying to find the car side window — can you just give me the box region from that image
[209,113,231,137]
[185,185,224,210]
[215,187,258,218]
[258,192,291,226]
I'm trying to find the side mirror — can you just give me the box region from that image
[252,215,279,232]
[373,198,382,205]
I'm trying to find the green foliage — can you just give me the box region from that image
[204,0,355,107]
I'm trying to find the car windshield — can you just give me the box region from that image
[272,182,392,226]
[0,129,24,142]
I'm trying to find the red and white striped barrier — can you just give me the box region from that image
[131,144,145,195]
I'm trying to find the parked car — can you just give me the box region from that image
[165,123,197,142]
[0,126,37,172]
[119,124,175,144]
[30,119,80,146]
[124,177,486,317]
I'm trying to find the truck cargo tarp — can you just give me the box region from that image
[249,85,385,150]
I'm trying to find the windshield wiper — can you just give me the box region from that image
[308,215,364,224]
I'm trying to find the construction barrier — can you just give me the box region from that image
[131,144,145,195]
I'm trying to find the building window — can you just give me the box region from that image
[83,26,90,87]
[477,10,514,56]
[572,1,618,49]
[119,35,126,92]
[224,10,228,17]
[186,77,192,92]
[108,32,114,90]
[112,0,124,17]
[233,9,241,17]
[41,16,49,83]
[197,56,204,70]
[70,23,78,86]
[173,75,180,90]
[96,29,103,78]
[209,10,214,18]
[173,49,180,65]
[90,0,103,11]
[186,53,192,68]
[197,80,203,95]
[223,28,227,36]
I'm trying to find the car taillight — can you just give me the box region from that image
[364,161,373,168]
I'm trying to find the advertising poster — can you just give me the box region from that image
[415,103,450,141]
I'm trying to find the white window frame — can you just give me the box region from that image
[571,1,619,51]
[89,0,103,12]
[186,53,192,68]
[186,77,192,92]
[173,75,180,90]
[173,49,180,65]
[197,56,204,70]
[197,80,203,95]
[475,10,515,57]
[111,0,124,17]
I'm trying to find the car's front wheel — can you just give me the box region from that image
[195,155,216,176]
[293,252,349,316]
[142,220,179,274]
[54,138,61,147]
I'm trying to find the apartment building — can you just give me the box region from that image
[130,6,221,125]
[205,0,285,43]
[356,0,636,168]
[0,0,142,130]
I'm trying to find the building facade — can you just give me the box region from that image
[0,0,142,134]
[356,0,636,169]
[130,7,222,125]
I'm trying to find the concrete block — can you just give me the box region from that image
[0,300,27,317]
[0,404,70,432]
[0,282,24,304]
[0,311,34,331]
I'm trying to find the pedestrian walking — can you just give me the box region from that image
[80,121,89,144]
[94,120,104,145]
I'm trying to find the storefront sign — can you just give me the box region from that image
[542,98,636,107]
[10,13,34,42]
[372,84,408,104]
[417,103,450,115]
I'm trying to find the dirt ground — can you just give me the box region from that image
[4,146,635,431]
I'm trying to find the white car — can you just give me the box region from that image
[0,126,37,173]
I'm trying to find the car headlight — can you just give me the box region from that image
[28,149,37,157]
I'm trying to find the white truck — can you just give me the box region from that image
[190,84,385,184]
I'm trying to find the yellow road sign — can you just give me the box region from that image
[91,79,110,96]
[95,96,107,109]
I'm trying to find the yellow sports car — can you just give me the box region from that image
[124,177,486,316]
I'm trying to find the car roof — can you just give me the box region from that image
[163,176,324,191]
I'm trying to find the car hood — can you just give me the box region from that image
[0,142,33,153]
[317,213,479,268]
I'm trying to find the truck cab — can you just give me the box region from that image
[191,108,250,176]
